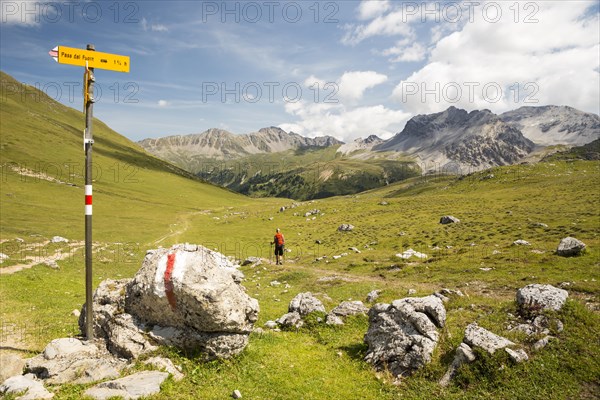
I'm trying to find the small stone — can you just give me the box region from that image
[51,236,69,243]
[366,290,381,303]
[264,321,277,329]
[533,336,553,351]
[407,289,417,295]
[233,389,243,399]
[439,216,460,224]
[513,240,531,246]
[557,237,586,257]
[71,309,81,317]
[326,314,344,326]
[505,348,528,363]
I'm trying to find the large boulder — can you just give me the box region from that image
[126,244,258,333]
[364,296,446,377]
[330,301,369,317]
[516,284,568,314]
[557,237,586,257]
[80,244,259,360]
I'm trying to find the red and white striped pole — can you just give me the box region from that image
[84,44,95,340]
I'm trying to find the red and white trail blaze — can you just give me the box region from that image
[85,185,92,215]
[154,250,189,311]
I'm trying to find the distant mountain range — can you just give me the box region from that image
[137,105,599,198]
[138,127,341,164]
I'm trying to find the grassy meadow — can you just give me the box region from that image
[1,71,599,399]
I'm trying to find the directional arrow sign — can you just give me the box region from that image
[49,45,130,73]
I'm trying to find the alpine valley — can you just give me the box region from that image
[139,105,599,200]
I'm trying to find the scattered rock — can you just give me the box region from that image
[0,253,9,263]
[439,343,476,387]
[532,336,553,351]
[71,309,80,318]
[279,207,285,212]
[51,236,68,243]
[232,389,243,399]
[505,348,528,363]
[463,323,514,354]
[364,296,446,377]
[337,224,354,232]
[331,301,368,317]
[439,288,465,297]
[379,201,388,205]
[241,257,261,267]
[557,237,586,257]
[83,371,168,400]
[276,312,303,329]
[315,240,323,245]
[264,321,277,329]
[366,290,381,303]
[0,353,25,383]
[288,292,326,316]
[0,374,54,400]
[349,247,361,253]
[532,222,548,228]
[270,280,281,287]
[407,289,417,295]
[396,248,428,259]
[142,357,184,381]
[439,216,460,224]
[513,240,531,246]
[325,314,344,326]
[516,284,568,314]
[26,338,125,385]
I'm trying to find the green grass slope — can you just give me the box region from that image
[198,146,419,200]
[0,71,599,399]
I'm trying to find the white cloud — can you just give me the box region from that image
[392,1,600,115]
[158,100,169,107]
[141,17,169,32]
[342,8,417,45]
[338,71,388,102]
[357,0,391,20]
[382,41,427,63]
[278,71,407,142]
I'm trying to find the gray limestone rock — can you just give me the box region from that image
[288,292,326,316]
[557,237,586,256]
[463,323,514,354]
[83,371,168,400]
[516,284,568,314]
[276,312,304,329]
[126,244,258,334]
[440,216,460,224]
[439,343,476,387]
[330,301,369,317]
[364,296,446,377]
[0,374,54,400]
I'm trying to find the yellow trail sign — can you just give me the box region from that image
[49,46,130,73]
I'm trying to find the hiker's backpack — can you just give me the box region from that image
[275,232,284,246]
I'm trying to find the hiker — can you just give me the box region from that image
[272,228,285,265]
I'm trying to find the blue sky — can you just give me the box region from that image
[1,0,599,142]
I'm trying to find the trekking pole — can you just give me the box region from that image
[270,243,273,265]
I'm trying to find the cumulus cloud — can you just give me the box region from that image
[158,100,169,107]
[381,41,427,63]
[338,71,388,102]
[342,7,417,45]
[278,71,408,142]
[392,1,600,115]
[357,0,391,20]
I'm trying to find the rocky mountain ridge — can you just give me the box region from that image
[138,127,342,162]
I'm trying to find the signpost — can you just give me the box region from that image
[49,44,130,340]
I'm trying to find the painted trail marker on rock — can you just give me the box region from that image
[50,44,130,340]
